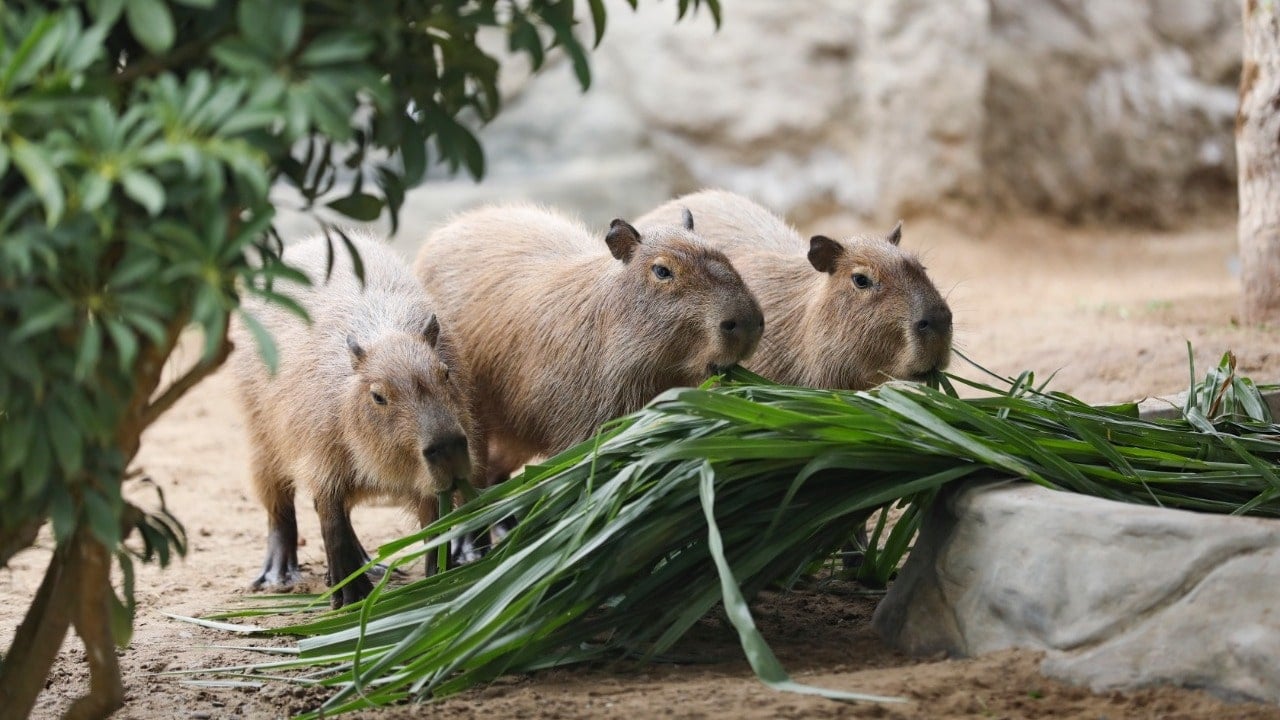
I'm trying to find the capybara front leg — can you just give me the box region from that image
[252,495,300,590]
[316,493,373,608]
[417,495,445,577]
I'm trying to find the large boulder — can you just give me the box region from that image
[365,0,1239,241]
[873,482,1280,703]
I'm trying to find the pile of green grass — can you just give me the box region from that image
[183,352,1279,717]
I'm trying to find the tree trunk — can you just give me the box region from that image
[1238,0,1280,325]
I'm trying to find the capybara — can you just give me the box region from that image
[637,190,952,389]
[229,232,477,607]
[412,203,764,485]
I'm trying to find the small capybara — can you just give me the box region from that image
[637,190,952,389]
[229,232,478,607]
[412,203,764,484]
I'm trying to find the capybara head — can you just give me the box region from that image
[803,222,952,389]
[342,314,472,496]
[607,213,764,381]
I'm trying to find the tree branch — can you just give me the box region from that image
[113,33,227,85]
[139,332,233,430]
[0,518,44,571]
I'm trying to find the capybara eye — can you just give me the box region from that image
[440,364,450,381]
[852,273,872,289]
[371,391,387,405]
[652,264,673,280]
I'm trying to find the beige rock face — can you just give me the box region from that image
[873,478,1280,703]
[372,0,1239,238]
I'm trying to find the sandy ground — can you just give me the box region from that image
[4,211,1280,719]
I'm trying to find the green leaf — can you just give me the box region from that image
[236,309,278,375]
[14,293,73,340]
[22,423,53,499]
[110,554,137,647]
[88,0,128,27]
[11,138,65,226]
[211,38,272,76]
[126,310,169,346]
[47,400,83,477]
[80,171,113,212]
[64,19,109,72]
[239,0,303,55]
[326,193,383,222]
[109,253,162,289]
[587,0,608,47]
[397,117,426,185]
[74,318,103,381]
[104,317,140,369]
[507,16,545,70]
[333,228,366,287]
[698,466,906,703]
[85,487,122,548]
[48,484,78,543]
[121,169,166,216]
[126,0,176,55]
[174,0,216,7]
[298,32,376,67]
[1,414,34,475]
[1,15,62,91]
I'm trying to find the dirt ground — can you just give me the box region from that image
[4,211,1280,720]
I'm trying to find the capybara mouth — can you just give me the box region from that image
[423,470,460,494]
[707,362,733,376]
[906,362,948,383]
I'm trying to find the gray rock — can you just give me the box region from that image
[981,0,1239,225]
[280,0,1243,242]
[873,481,1280,703]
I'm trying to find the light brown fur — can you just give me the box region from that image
[637,190,952,390]
[229,231,479,606]
[413,203,763,481]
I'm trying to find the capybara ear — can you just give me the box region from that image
[807,235,844,274]
[886,221,903,246]
[681,207,695,232]
[422,313,440,348]
[347,334,366,370]
[605,219,642,262]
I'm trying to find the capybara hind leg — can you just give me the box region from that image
[316,491,373,608]
[251,470,300,590]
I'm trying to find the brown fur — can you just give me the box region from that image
[637,190,952,390]
[229,231,479,607]
[412,203,763,481]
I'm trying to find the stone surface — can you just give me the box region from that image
[873,392,1280,705]
[333,0,1242,245]
[981,0,1240,224]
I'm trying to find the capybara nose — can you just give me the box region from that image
[423,433,468,464]
[720,311,764,339]
[915,305,953,337]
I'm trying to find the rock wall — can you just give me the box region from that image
[283,0,1240,245]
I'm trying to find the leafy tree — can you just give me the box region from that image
[0,1,718,717]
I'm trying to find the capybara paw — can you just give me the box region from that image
[450,533,485,566]
[250,566,301,591]
[364,562,405,580]
[329,574,374,609]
